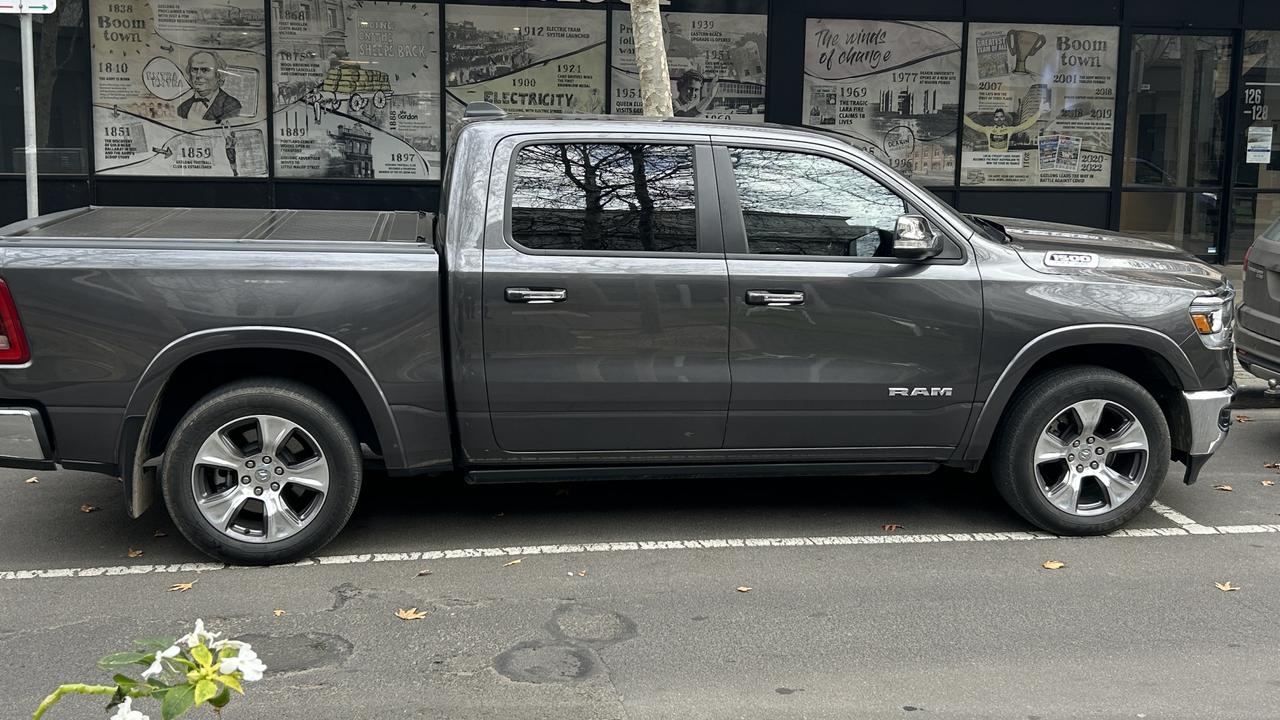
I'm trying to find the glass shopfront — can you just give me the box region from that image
[1,0,1278,263]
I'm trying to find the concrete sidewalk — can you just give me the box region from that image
[1222,263,1280,408]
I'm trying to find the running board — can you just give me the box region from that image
[464,462,939,484]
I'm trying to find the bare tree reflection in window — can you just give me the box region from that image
[729,148,906,257]
[511,144,698,253]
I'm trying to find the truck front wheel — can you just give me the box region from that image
[160,379,362,565]
[991,366,1170,535]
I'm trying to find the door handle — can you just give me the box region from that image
[505,287,567,304]
[746,290,805,306]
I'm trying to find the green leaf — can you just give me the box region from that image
[208,686,232,709]
[98,651,152,669]
[113,674,140,689]
[190,644,213,669]
[193,679,217,706]
[161,683,195,720]
[134,637,178,651]
[218,673,244,694]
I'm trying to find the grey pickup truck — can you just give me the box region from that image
[0,107,1236,564]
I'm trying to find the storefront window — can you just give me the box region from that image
[611,10,768,123]
[1119,191,1222,256]
[960,23,1119,187]
[801,18,962,187]
[0,4,89,174]
[443,4,607,135]
[90,0,269,177]
[1123,35,1232,188]
[272,2,441,180]
[1238,31,1280,191]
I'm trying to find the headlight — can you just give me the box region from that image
[1189,290,1234,349]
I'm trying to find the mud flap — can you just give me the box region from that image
[1182,454,1212,485]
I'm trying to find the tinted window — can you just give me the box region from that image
[729,148,907,257]
[510,144,698,253]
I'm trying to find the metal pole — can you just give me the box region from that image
[20,12,39,219]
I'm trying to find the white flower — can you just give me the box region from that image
[140,645,180,680]
[218,647,267,682]
[109,696,149,720]
[210,639,250,653]
[177,618,220,649]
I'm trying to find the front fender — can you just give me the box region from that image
[118,326,404,517]
[960,324,1198,464]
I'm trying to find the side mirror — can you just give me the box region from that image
[893,215,943,260]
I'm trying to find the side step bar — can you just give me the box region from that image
[464,462,939,484]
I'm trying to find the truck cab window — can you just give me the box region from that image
[509,143,698,253]
[728,148,907,257]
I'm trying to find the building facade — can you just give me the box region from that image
[1,0,1277,263]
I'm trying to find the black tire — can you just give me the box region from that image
[161,379,362,565]
[991,365,1170,535]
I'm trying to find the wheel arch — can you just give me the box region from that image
[118,327,404,517]
[961,325,1197,465]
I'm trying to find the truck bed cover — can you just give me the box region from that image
[0,206,432,244]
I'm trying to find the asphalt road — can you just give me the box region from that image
[3,412,1279,719]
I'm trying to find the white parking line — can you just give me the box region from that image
[3,522,1280,582]
[1148,500,1219,534]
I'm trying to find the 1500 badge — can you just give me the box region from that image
[1044,251,1100,268]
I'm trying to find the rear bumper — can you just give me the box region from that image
[1236,324,1280,383]
[0,407,54,468]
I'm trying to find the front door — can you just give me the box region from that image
[482,137,731,453]
[714,141,983,455]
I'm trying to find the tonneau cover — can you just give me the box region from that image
[0,206,433,244]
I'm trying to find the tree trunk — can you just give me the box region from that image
[628,0,672,117]
[34,6,65,147]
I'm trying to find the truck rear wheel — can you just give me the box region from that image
[991,366,1169,535]
[160,379,362,565]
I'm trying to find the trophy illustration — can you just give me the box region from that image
[1007,29,1047,74]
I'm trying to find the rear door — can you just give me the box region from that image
[481,133,731,453]
[714,138,983,455]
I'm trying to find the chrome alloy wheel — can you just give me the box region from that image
[1032,399,1149,517]
[189,414,330,543]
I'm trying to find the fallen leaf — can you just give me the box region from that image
[127,548,143,558]
[1042,560,1066,570]
[577,570,587,577]
[736,586,752,593]
[24,476,38,484]
[153,530,167,538]
[168,581,195,593]
[1213,484,1233,492]
[416,568,432,577]
[395,607,429,621]
[80,504,98,513]
[1236,415,1252,423]
[503,558,523,567]
[882,523,904,532]
[273,609,285,617]
[1215,581,1239,592]
[1263,480,1276,487]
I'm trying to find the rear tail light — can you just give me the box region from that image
[0,280,30,364]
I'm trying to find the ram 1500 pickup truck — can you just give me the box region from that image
[0,107,1236,564]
